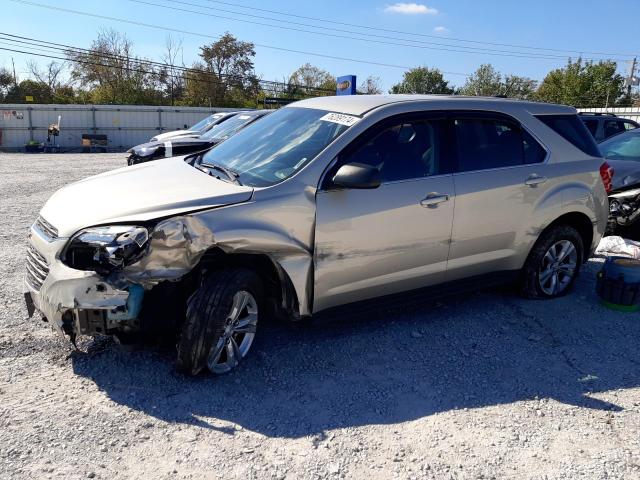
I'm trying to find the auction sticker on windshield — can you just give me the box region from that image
[320,112,360,127]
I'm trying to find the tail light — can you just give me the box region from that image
[600,162,614,193]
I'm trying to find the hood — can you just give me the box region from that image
[608,159,640,191]
[40,157,254,237]
[151,130,200,142]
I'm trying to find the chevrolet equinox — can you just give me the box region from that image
[25,95,610,375]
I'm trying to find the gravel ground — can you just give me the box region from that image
[1,152,640,480]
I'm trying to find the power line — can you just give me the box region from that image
[197,0,638,59]
[0,32,336,94]
[0,44,332,99]
[10,0,469,74]
[132,0,600,61]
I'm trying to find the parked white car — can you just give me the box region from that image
[150,112,235,142]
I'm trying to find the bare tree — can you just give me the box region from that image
[359,75,383,94]
[66,29,158,104]
[160,35,185,105]
[27,60,68,96]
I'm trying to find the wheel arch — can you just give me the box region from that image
[535,211,594,263]
[195,247,302,320]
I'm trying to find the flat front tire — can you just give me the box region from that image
[176,268,262,376]
[521,225,584,299]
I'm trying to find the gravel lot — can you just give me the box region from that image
[1,152,640,480]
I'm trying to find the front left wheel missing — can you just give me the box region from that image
[176,269,262,376]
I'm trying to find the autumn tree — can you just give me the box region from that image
[66,29,161,104]
[390,67,454,94]
[184,32,259,107]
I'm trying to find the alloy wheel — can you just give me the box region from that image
[207,290,258,374]
[538,240,578,296]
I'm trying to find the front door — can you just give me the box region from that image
[313,115,455,312]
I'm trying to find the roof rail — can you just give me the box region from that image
[579,112,617,117]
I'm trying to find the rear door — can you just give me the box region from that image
[313,113,455,312]
[446,112,549,281]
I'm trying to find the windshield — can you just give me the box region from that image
[200,107,355,187]
[190,114,223,132]
[600,132,640,161]
[201,113,260,141]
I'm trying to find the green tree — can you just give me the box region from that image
[0,67,14,101]
[536,58,625,107]
[289,63,336,92]
[390,67,454,95]
[184,32,259,107]
[4,79,53,103]
[459,64,537,99]
[389,67,453,95]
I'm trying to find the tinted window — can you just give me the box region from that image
[599,132,640,161]
[343,120,443,182]
[604,120,625,139]
[583,119,598,136]
[454,118,545,172]
[536,114,600,157]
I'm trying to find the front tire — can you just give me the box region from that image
[521,225,583,299]
[176,269,262,376]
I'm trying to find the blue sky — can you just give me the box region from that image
[2,0,639,91]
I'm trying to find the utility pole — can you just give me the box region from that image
[627,57,637,97]
[11,57,17,87]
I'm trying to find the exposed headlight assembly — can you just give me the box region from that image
[64,225,149,273]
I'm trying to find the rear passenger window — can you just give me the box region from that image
[535,114,600,157]
[583,119,598,136]
[454,118,545,172]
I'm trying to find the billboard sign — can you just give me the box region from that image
[336,75,357,95]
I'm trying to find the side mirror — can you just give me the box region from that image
[332,162,381,189]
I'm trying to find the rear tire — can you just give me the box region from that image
[521,225,583,299]
[176,268,262,376]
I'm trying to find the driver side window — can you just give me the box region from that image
[340,119,443,184]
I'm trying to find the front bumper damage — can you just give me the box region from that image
[24,229,142,339]
[24,216,205,340]
[25,212,313,342]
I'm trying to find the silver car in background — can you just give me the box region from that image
[25,95,609,375]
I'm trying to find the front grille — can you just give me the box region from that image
[33,215,58,241]
[26,244,49,291]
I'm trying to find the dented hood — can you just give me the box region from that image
[40,157,254,237]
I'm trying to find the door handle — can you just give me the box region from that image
[420,193,450,208]
[525,174,547,187]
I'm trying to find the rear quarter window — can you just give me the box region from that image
[536,114,601,157]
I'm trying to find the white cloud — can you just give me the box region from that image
[433,26,450,34]
[384,3,438,15]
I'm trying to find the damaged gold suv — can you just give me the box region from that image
[25,95,610,375]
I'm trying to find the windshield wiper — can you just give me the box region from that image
[198,162,243,186]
